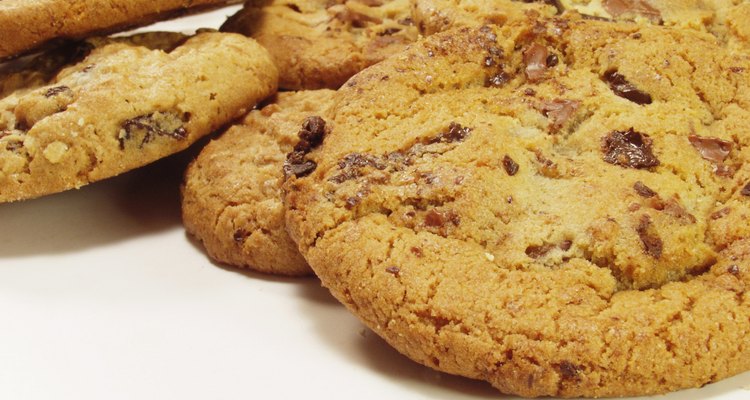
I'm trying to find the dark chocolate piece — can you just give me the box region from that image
[633,181,656,198]
[503,155,519,176]
[523,43,550,82]
[603,70,652,105]
[636,215,662,258]
[602,128,660,169]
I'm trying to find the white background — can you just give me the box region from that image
[1,5,748,399]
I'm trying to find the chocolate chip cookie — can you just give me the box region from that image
[182,90,335,276]
[220,0,418,89]
[0,31,277,203]
[0,0,242,60]
[283,14,750,397]
[558,0,750,52]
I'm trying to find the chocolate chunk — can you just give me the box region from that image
[559,361,582,380]
[429,122,472,144]
[633,181,657,198]
[710,207,731,220]
[636,215,662,259]
[603,0,661,22]
[503,155,519,176]
[283,159,317,178]
[379,27,402,36]
[688,135,732,164]
[119,112,187,149]
[741,183,750,196]
[603,70,652,105]
[233,229,249,243]
[663,199,696,224]
[44,85,72,98]
[545,54,559,67]
[294,116,327,153]
[485,71,511,87]
[602,128,660,169]
[523,43,550,82]
[424,209,460,228]
[385,266,401,277]
[285,116,328,179]
[538,99,580,132]
[525,243,555,258]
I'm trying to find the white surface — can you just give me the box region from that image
[1,6,749,400]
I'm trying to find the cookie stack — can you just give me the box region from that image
[2,0,750,397]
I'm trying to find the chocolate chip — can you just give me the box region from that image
[728,265,740,275]
[286,3,301,12]
[663,199,696,224]
[424,209,460,228]
[603,70,652,105]
[44,85,72,98]
[537,99,580,132]
[524,88,536,96]
[602,128,660,169]
[523,43,549,82]
[502,155,519,176]
[385,266,401,277]
[636,215,662,259]
[730,67,745,73]
[633,181,657,198]
[379,27,401,36]
[294,116,327,153]
[559,240,572,251]
[688,135,732,165]
[284,116,327,179]
[710,207,731,220]
[283,159,317,178]
[741,183,750,196]
[485,71,511,87]
[429,122,472,144]
[603,0,662,22]
[546,54,559,67]
[119,112,187,149]
[410,247,423,257]
[525,243,555,258]
[559,361,582,380]
[233,229,249,243]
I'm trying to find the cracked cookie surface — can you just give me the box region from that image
[221,0,418,89]
[0,31,278,203]
[182,90,335,276]
[283,15,750,397]
[0,0,241,59]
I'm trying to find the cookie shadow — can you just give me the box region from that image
[0,149,194,259]
[295,282,499,399]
